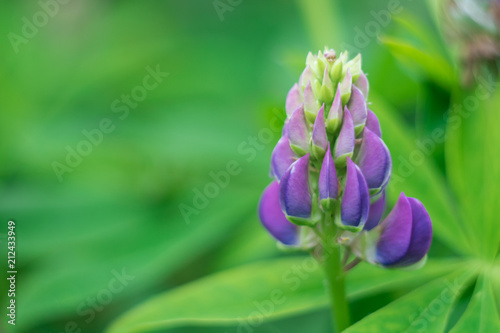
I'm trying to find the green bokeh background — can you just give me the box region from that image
[0,0,467,332]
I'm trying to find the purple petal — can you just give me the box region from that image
[312,104,328,155]
[326,83,343,133]
[356,128,392,193]
[340,157,370,228]
[365,109,382,137]
[334,107,355,165]
[319,143,338,201]
[364,192,386,231]
[391,198,432,267]
[279,154,312,219]
[287,104,310,155]
[271,136,296,180]
[354,70,369,98]
[286,84,301,117]
[259,181,299,245]
[375,193,413,266]
[348,85,367,134]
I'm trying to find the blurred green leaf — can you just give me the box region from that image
[106,258,461,333]
[344,268,477,333]
[15,186,259,331]
[379,35,455,90]
[451,273,500,332]
[444,85,500,259]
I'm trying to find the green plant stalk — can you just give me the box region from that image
[322,209,350,332]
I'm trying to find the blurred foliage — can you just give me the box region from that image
[0,0,499,333]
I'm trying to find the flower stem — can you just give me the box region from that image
[322,211,350,332]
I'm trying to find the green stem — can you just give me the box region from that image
[322,210,350,332]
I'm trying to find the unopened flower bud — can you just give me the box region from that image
[326,83,343,134]
[287,104,310,156]
[279,154,312,221]
[339,157,370,231]
[365,109,381,137]
[356,128,391,194]
[319,143,339,209]
[334,107,355,167]
[354,70,369,98]
[348,85,368,135]
[312,104,328,159]
[286,83,301,117]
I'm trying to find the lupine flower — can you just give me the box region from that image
[258,48,432,270]
[373,193,432,267]
[279,154,312,220]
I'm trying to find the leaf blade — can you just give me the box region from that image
[105,258,461,333]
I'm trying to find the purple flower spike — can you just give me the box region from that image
[259,181,299,245]
[376,194,432,267]
[319,144,338,208]
[312,104,328,159]
[356,128,392,194]
[348,85,368,135]
[364,192,386,231]
[354,70,369,98]
[365,109,382,137]
[271,136,296,181]
[340,157,370,230]
[286,84,301,117]
[287,104,310,156]
[334,107,355,166]
[326,83,343,134]
[279,154,312,219]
